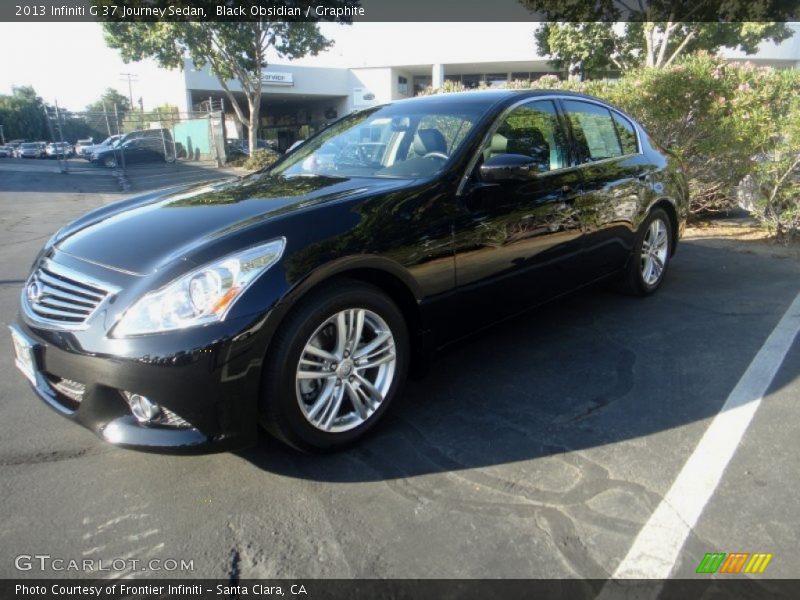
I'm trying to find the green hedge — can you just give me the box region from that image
[242,148,280,171]
[427,54,800,238]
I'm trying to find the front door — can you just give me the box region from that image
[452,99,584,331]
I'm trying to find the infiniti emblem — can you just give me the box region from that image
[26,278,43,304]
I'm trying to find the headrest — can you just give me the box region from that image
[413,128,448,156]
[490,133,508,154]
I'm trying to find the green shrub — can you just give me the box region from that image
[242,148,280,171]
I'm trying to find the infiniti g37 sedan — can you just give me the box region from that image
[10,90,688,453]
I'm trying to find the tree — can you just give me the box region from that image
[101,5,353,150]
[0,86,48,140]
[86,87,132,115]
[525,1,798,79]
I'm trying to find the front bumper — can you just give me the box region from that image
[9,310,270,454]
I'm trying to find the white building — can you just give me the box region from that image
[178,23,800,151]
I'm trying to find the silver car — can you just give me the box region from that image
[74,138,95,157]
[16,142,46,158]
[46,142,74,158]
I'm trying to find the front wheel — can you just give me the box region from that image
[261,279,409,452]
[619,208,673,296]
[103,155,117,168]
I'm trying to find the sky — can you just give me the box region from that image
[0,22,542,111]
[2,21,797,111]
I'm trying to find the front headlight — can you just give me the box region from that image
[112,238,285,337]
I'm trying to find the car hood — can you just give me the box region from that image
[54,174,407,275]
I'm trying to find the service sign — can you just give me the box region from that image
[262,72,293,86]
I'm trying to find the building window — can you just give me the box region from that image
[511,72,531,82]
[413,76,432,95]
[398,76,408,95]
[461,74,483,89]
[485,73,509,88]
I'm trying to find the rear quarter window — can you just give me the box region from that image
[611,112,639,155]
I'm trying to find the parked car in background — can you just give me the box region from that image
[16,142,47,158]
[90,136,175,168]
[0,145,15,158]
[7,140,26,157]
[10,90,688,453]
[46,142,74,158]
[80,135,122,157]
[74,138,95,157]
[225,138,278,158]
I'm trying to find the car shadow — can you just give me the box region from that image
[237,241,800,482]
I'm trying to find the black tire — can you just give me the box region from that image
[260,278,409,452]
[103,156,117,168]
[619,208,673,296]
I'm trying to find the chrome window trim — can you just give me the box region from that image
[456,94,644,196]
[21,257,121,331]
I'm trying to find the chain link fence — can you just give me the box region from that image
[44,104,228,176]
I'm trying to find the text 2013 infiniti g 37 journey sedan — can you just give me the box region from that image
[10,90,688,453]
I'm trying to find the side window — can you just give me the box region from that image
[611,111,639,155]
[482,100,568,172]
[562,100,623,162]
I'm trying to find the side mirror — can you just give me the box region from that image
[479,154,538,183]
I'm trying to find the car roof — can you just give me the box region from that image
[387,88,613,113]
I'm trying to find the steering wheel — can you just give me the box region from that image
[423,152,448,160]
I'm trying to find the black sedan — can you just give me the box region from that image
[10,90,688,453]
[90,137,174,168]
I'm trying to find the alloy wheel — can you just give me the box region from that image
[640,218,669,285]
[295,308,396,433]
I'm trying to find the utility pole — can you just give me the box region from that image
[102,102,112,136]
[119,72,139,112]
[54,100,69,174]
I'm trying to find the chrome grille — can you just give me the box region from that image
[22,258,117,330]
[159,407,192,429]
[48,376,86,405]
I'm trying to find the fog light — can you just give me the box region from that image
[123,392,161,423]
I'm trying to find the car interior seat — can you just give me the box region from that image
[410,128,448,158]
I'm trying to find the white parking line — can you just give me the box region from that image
[604,290,800,587]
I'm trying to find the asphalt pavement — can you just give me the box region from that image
[0,157,798,584]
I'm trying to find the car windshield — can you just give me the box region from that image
[269,103,481,179]
[21,143,37,149]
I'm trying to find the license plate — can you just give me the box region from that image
[10,327,37,385]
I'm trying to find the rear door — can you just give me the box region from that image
[559,99,652,277]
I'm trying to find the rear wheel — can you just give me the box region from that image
[619,208,672,296]
[103,155,117,168]
[260,279,409,452]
